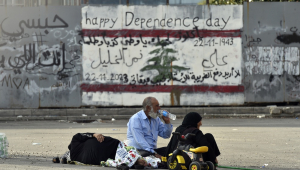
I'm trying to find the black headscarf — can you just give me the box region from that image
[165,112,202,157]
[176,112,202,133]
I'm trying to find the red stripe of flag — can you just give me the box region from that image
[80,29,241,38]
[80,84,244,93]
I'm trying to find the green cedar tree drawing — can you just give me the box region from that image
[140,40,190,83]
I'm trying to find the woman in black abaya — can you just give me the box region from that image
[67,133,147,167]
[165,112,220,165]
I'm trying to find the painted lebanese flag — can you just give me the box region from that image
[80,5,243,106]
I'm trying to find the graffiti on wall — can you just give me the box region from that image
[245,46,299,75]
[81,5,244,106]
[242,2,300,103]
[0,14,81,78]
[0,7,82,108]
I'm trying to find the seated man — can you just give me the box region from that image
[127,96,173,159]
[68,133,147,167]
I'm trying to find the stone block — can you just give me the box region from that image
[67,109,85,116]
[44,116,66,120]
[203,108,222,114]
[14,109,31,116]
[118,108,136,115]
[113,115,131,120]
[96,115,113,120]
[49,109,67,116]
[219,107,240,114]
[169,108,186,115]
[235,107,253,114]
[269,107,282,115]
[31,109,49,116]
[292,107,300,113]
[83,109,101,116]
[254,107,269,114]
[67,116,90,121]
[186,107,203,115]
[99,108,119,116]
[279,113,295,117]
[176,115,186,119]
[0,117,17,121]
[25,116,45,120]
[89,115,110,120]
[134,108,142,113]
[0,110,15,117]
[282,107,294,114]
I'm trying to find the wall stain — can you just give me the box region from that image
[171,87,182,106]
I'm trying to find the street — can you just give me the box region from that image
[0,118,299,170]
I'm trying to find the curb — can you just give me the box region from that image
[0,107,299,121]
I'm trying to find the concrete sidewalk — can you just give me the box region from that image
[0,106,299,121]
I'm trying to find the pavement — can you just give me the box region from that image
[0,117,299,170]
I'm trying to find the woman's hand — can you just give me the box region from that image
[93,133,105,143]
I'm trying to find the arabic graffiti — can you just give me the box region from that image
[0,43,80,79]
[244,34,262,47]
[202,49,228,68]
[276,27,300,44]
[1,14,69,38]
[245,47,299,75]
[90,48,143,68]
[51,81,71,89]
[78,27,239,48]
[84,68,241,85]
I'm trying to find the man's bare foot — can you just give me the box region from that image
[136,158,147,167]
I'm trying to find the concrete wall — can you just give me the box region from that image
[0,3,299,108]
[0,6,82,108]
[243,2,300,103]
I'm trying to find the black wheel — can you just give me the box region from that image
[167,156,181,170]
[181,151,192,168]
[189,161,201,170]
[206,161,214,170]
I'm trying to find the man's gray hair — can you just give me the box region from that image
[143,97,153,111]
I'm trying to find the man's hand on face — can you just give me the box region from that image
[93,133,105,143]
[161,115,170,124]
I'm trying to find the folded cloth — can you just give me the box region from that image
[102,141,142,167]
[144,155,161,168]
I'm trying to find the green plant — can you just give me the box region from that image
[140,40,190,83]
